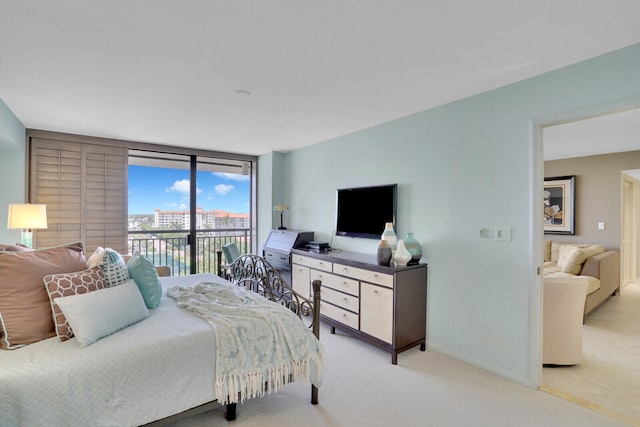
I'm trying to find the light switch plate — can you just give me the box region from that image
[495,227,511,241]
[598,222,605,230]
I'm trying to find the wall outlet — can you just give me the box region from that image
[598,222,605,230]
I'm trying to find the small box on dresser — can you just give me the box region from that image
[291,248,427,364]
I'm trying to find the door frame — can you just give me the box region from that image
[530,98,640,388]
[621,172,640,288]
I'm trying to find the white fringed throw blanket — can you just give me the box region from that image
[167,282,324,405]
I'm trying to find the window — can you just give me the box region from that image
[128,150,253,274]
[27,131,256,270]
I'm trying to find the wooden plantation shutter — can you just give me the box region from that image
[28,133,127,254]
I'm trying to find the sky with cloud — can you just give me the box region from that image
[128,165,250,215]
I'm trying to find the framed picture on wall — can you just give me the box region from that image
[544,175,575,235]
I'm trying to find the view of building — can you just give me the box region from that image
[153,208,249,231]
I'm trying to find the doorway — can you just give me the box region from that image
[538,106,640,424]
[622,170,640,289]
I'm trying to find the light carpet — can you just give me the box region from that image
[543,281,640,426]
[168,322,628,427]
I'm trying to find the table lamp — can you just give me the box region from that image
[7,203,48,248]
[273,204,289,230]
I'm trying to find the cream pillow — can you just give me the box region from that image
[562,245,605,275]
[86,246,105,269]
[550,241,564,262]
[556,244,578,268]
[543,240,552,262]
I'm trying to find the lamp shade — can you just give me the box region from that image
[7,204,48,230]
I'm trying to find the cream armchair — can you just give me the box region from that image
[543,277,590,365]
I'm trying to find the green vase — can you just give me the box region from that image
[403,232,422,262]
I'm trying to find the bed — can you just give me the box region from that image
[0,244,322,427]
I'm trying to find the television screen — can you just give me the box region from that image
[336,184,397,239]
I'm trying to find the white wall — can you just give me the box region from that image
[257,151,287,251]
[0,97,26,244]
[259,43,640,387]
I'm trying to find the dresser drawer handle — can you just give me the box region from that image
[342,298,348,303]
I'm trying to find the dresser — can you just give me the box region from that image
[291,248,427,364]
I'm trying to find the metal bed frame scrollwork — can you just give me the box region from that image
[215,252,322,420]
[141,253,323,426]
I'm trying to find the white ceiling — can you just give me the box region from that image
[543,107,640,161]
[1,1,640,156]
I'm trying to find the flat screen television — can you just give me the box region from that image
[335,184,397,239]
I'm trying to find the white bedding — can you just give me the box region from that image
[0,274,219,427]
[168,282,323,405]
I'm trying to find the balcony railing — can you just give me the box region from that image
[127,228,251,276]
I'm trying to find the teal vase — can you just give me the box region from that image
[403,232,422,263]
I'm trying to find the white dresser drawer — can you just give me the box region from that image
[291,254,332,272]
[311,270,359,296]
[321,287,359,314]
[321,303,359,330]
[333,263,394,289]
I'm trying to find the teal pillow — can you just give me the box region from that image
[126,254,162,309]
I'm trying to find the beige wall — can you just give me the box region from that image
[544,150,640,250]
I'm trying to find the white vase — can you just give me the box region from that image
[381,222,397,253]
[394,239,412,267]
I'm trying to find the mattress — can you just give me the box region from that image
[0,274,220,427]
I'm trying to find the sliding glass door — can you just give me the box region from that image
[194,156,252,273]
[128,150,253,275]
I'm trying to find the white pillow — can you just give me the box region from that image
[54,279,149,347]
[86,246,106,269]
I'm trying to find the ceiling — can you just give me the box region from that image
[1,1,640,156]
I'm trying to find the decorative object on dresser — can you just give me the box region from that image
[376,239,392,266]
[393,240,412,267]
[6,203,48,248]
[273,204,289,230]
[381,221,397,253]
[292,248,427,364]
[402,232,423,263]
